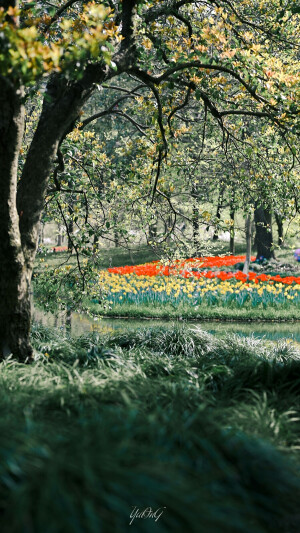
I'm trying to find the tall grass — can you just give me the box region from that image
[0,324,299,532]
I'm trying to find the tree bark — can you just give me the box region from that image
[0,80,33,360]
[254,206,275,260]
[113,213,120,247]
[67,194,74,253]
[2,74,107,359]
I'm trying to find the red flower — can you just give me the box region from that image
[107,255,298,286]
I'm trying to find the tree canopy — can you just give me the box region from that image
[0,0,299,359]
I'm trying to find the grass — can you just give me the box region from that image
[36,244,159,270]
[86,300,300,321]
[36,241,299,270]
[0,323,300,532]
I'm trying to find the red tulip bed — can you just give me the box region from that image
[108,255,300,285]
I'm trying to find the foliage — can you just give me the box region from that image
[0,2,118,84]
[18,0,300,261]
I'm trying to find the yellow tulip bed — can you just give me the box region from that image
[97,270,300,309]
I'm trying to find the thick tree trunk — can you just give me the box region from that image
[0,264,33,361]
[0,1,136,361]
[0,79,33,360]
[254,206,275,260]
[3,73,106,359]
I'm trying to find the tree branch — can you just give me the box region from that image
[130,62,269,107]
[168,86,193,136]
[44,0,79,31]
[219,109,270,118]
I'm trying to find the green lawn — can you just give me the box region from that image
[36,243,159,270]
[86,301,300,321]
[36,241,299,270]
[0,324,299,532]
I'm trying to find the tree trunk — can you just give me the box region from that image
[164,213,172,245]
[93,232,99,249]
[57,224,63,246]
[0,1,137,361]
[191,184,200,254]
[113,214,119,248]
[229,204,235,255]
[148,219,158,242]
[254,206,275,260]
[275,213,284,247]
[192,204,199,251]
[114,231,119,248]
[0,78,33,360]
[67,217,74,253]
[38,221,45,245]
[9,73,106,359]
[67,222,73,252]
[66,308,72,333]
[243,214,252,275]
[212,189,224,241]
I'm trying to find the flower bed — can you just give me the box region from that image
[98,256,300,309]
[108,256,300,285]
